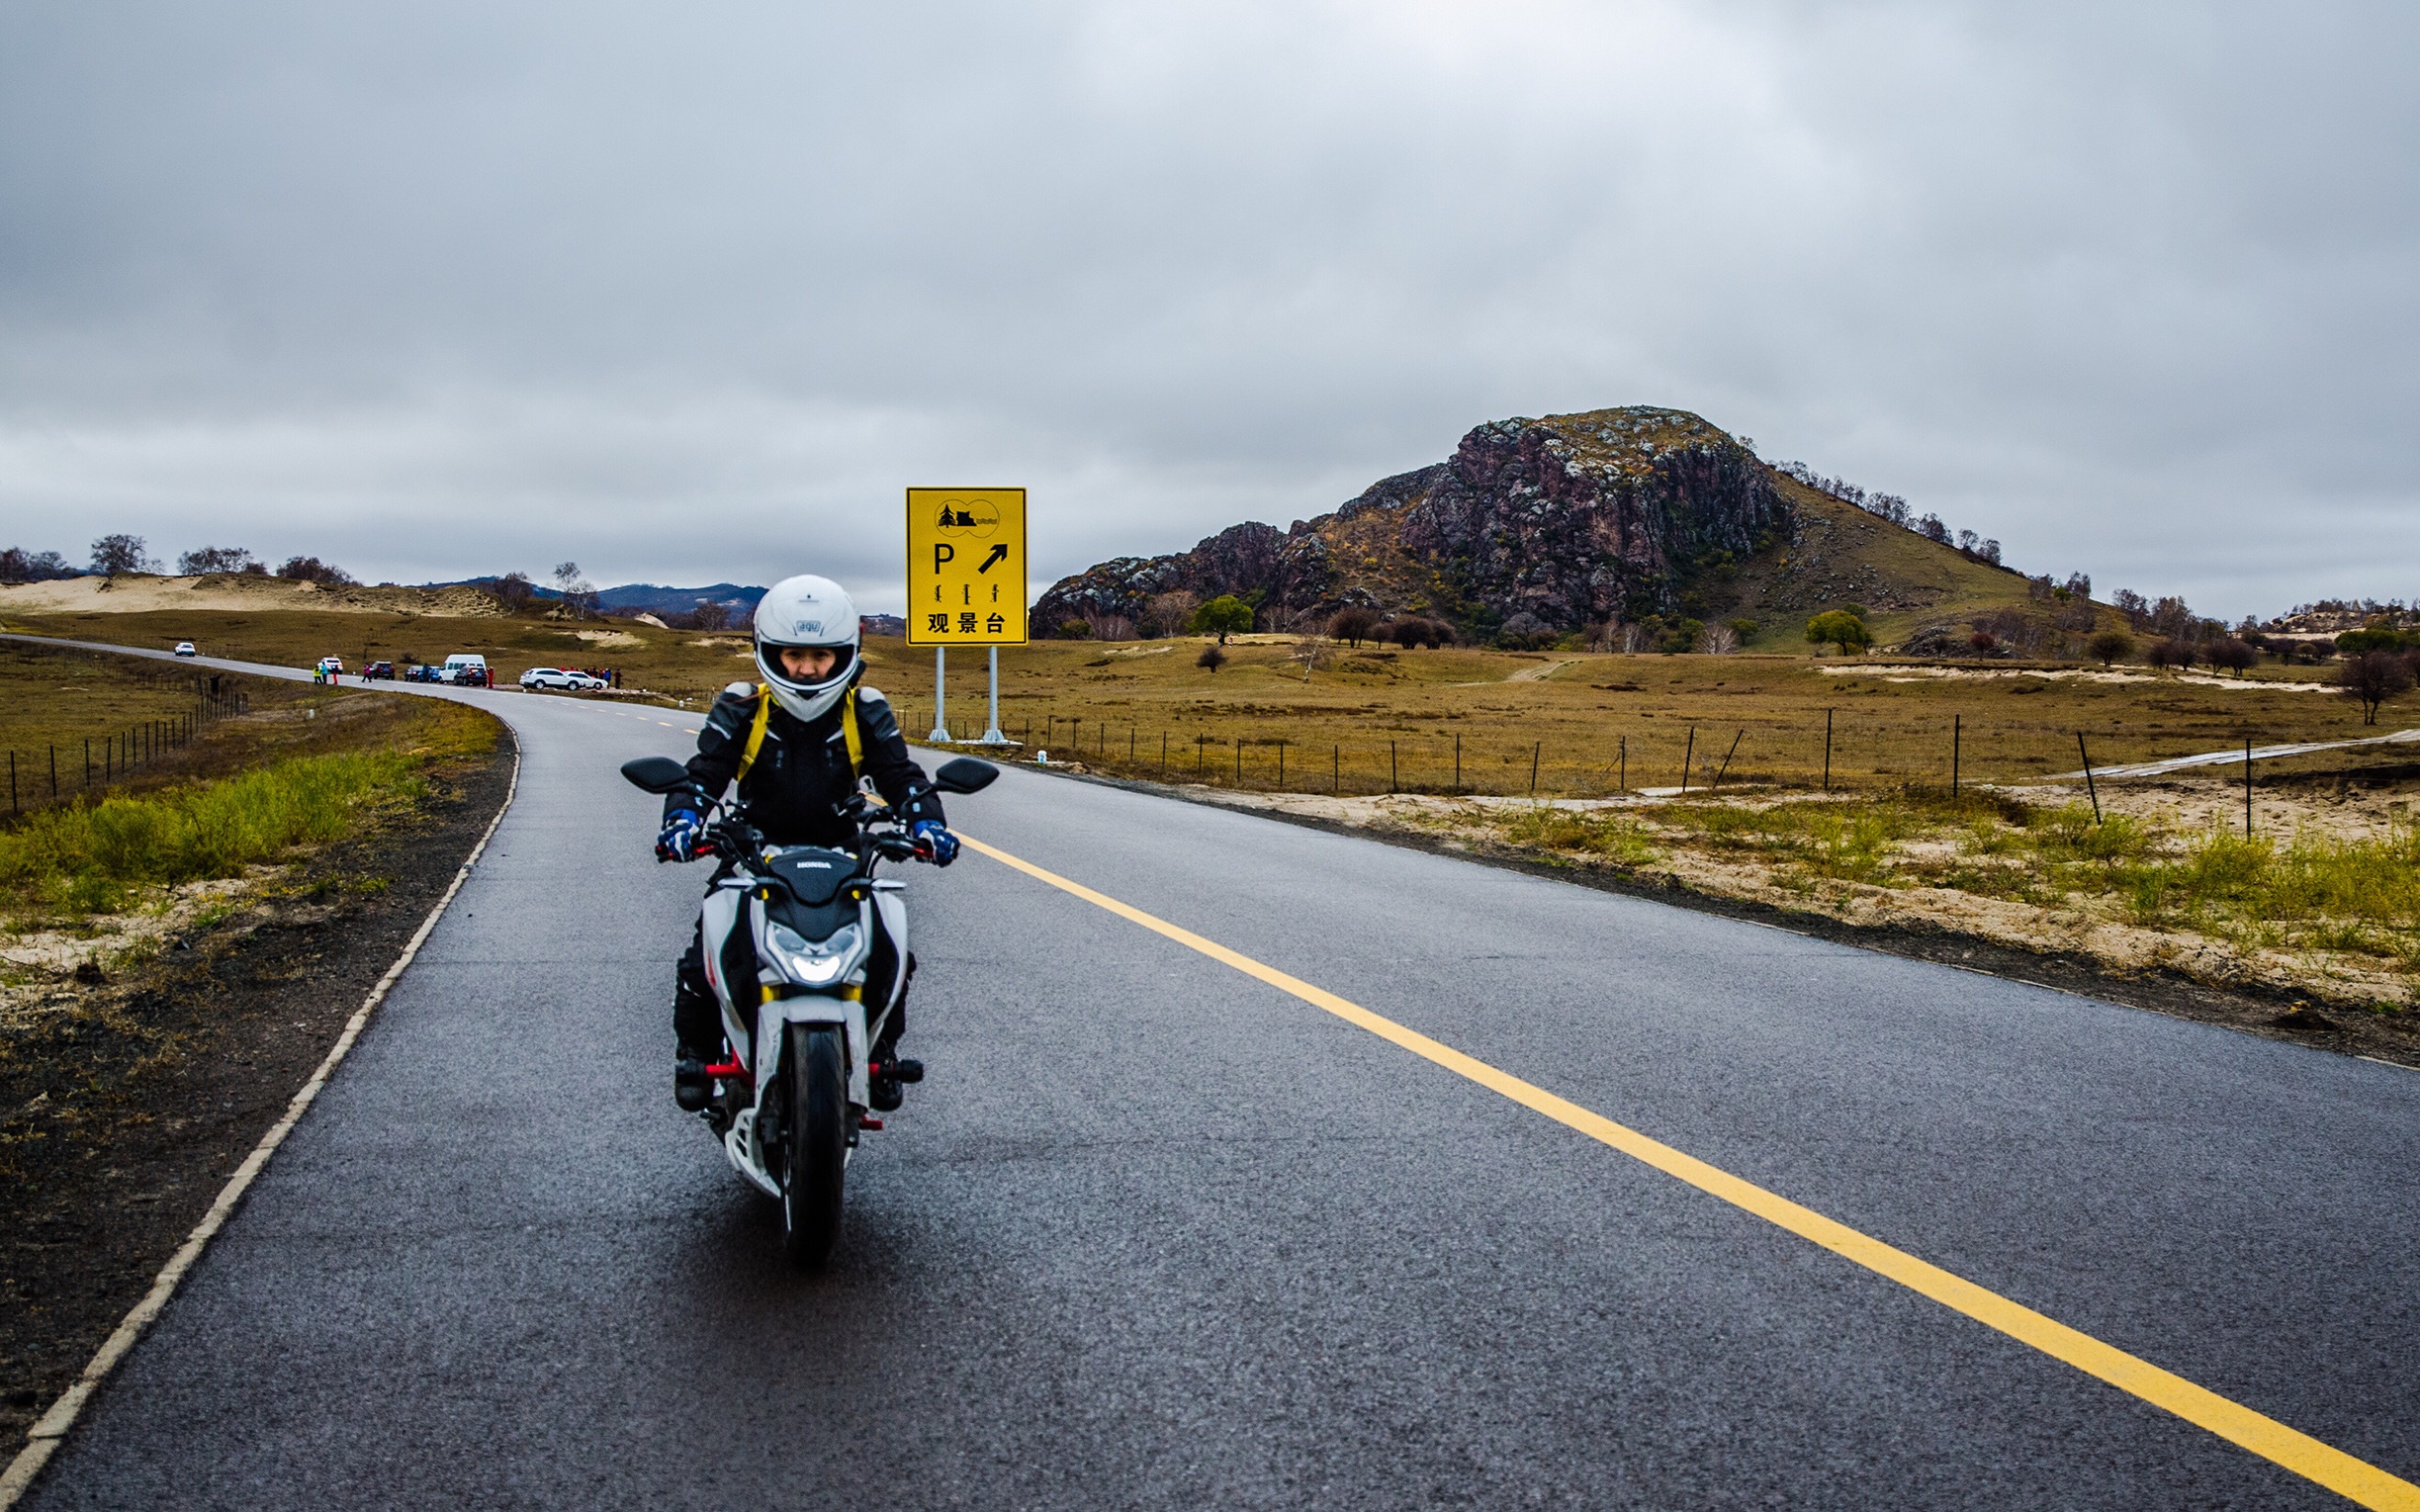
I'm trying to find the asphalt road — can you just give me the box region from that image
[19,648,2420,1508]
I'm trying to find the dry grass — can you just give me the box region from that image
[0,641,497,927]
[12,608,2404,801]
[931,637,2391,800]
[1459,781,2420,993]
[0,639,492,818]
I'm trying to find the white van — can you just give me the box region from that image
[440,654,491,686]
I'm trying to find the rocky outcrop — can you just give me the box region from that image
[1034,406,1789,635]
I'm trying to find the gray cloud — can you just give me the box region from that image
[3,0,2415,618]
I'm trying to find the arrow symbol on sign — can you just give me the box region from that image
[978,544,1009,574]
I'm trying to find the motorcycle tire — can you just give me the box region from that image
[781,1023,848,1269]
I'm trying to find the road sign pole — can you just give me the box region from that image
[929,646,952,743]
[981,645,1007,745]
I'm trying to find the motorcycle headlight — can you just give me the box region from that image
[764,921,862,986]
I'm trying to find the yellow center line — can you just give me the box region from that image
[957,832,2419,1510]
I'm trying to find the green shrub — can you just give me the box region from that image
[0,750,424,915]
[1805,611,1871,656]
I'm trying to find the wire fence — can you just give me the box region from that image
[929,707,2274,810]
[4,669,252,819]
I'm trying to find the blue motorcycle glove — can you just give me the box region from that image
[910,820,958,866]
[656,809,704,863]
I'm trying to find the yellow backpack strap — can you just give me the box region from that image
[734,683,774,782]
[735,682,863,783]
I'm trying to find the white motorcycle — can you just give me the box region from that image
[620,753,997,1268]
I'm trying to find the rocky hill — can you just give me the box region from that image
[1035,405,2053,648]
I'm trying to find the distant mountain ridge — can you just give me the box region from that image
[590,581,766,616]
[418,578,768,617]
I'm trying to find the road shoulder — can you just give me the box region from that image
[0,731,517,1449]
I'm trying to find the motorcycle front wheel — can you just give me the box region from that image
[781,1023,848,1269]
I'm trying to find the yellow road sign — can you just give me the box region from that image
[906,488,1027,646]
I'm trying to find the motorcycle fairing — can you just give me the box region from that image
[723,991,868,1198]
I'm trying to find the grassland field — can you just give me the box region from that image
[4,605,2404,799]
[4,603,2416,1028]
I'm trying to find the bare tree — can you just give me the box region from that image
[1140,590,1200,639]
[553,561,595,619]
[90,534,154,576]
[1696,623,1738,655]
[276,556,356,585]
[177,545,255,576]
[1292,634,1330,680]
[2338,651,2414,725]
[2209,639,2257,677]
[1328,605,1379,647]
[1197,644,1228,673]
[1,548,69,582]
[493,572,536,613]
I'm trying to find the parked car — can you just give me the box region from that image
[363,661,396,680]
[439,653,491,687]
[520,667,607,692]
[173,641,197,657]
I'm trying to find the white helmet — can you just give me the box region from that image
[753,575,861,722]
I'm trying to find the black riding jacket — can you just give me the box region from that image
[668,679,943,848]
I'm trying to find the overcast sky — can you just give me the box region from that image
[3,1,2415,620]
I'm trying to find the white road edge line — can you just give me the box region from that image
[0,741,524,1510]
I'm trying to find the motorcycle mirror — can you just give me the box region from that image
[931,756,999,795]
[619,756,695,794]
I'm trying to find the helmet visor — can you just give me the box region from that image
[759,640,857,695]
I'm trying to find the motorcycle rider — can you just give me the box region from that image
[656,575,957,1114]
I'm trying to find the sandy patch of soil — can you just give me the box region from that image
[1505,658,1577,682]
[1823,663,2332,692]
[0,576,500,619]
[569,629,645,648]
[0,869,282,994]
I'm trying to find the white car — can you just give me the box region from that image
[519,667,606,692]
[173,642,197,657]
[439,653,491,685]
[315,656,343,674]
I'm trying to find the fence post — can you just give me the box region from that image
[1389,740,1397,793]
[2244,737,2254,837]
[1455,734,1462,792]
[1197,734,1207,778]
[1712,730,1743,793]
[1823,708,1834,794]
[1276,739,1287,789]
[1951,714,1960,795]
[1160,731,1169,779]
[1618,734,1626,795]
[2077,733,2101,824]
[1234,739,1243,785]
[1333,744,1339,795]
[1680,727,1696,794]
[1529,741,1540,798]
